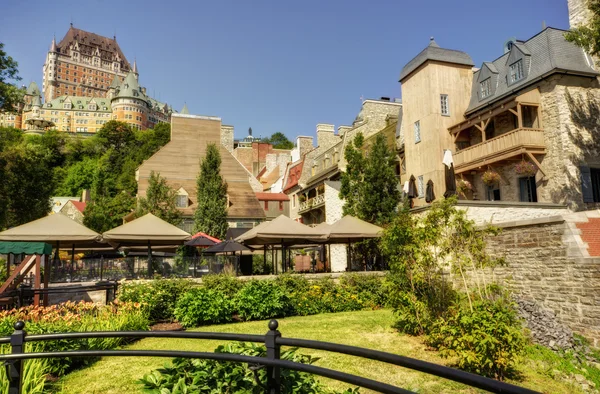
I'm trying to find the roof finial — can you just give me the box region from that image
[430,36,434,42]
[542,20,547,29]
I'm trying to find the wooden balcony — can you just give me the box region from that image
[454,128,546,173]
[298,194,325,214]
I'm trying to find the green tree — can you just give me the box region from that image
[263,132,294,149]
[340,133,399,225]
[83,192,135,233]
[136,171,182,226]
[565,1,600,60]
[55,157,98,196]
[0,42,25,112]
[194,143,228,239]
[0,145,54,229]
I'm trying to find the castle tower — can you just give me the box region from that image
[110,70,149,130]
[42,36,59,102]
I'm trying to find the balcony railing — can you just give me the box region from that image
[298,194,326,213]
[454,128,546,173]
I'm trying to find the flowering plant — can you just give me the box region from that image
[482,170,501,186]
[514,160,537,177]
[456,179,473,197]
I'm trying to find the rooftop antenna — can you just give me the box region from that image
[542,20,547,29]
[70,16,73,28]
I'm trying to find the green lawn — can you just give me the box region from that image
[53,309,585,394]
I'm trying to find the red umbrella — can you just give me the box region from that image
[185,232,221,247]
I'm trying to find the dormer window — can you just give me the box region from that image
[509,60,524,83]
[63,103,72,109]
[480,78,492,98]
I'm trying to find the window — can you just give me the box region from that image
[440,94,449,116]
[509,60,524,83]
[519,177,538,202]
[418,175,424,198]
[292,194,296,208]
[486,186,501,201]
[176,195,187,208]
[414,121,421,143]
[480,78,492,98]
[63,103,71,109]
[279,201,284,211]
[581,167,600,203]
[264,200,269,210]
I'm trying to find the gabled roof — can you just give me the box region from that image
[259,168,281,190]
[466,27,599,114]
[56,25,131,71]
[45,95,111,111]
[399,38,474,81]
[283,160,304,192]
[69,200,87,213]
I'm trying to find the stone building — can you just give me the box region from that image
[0,25,172,134]
[42,25,131,102]
[400,27,600,212]
[255,192,290,220]
[136,113,265,232]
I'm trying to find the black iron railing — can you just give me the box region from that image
[0,320,539,394]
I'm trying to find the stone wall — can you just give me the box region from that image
[482,219,600,346]
[221,125,234,153]
[59,203,84,224]
[316,124,340,149]
[568,0,592,28]
[324,181,347,272]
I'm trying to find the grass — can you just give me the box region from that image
[53,309,591,394]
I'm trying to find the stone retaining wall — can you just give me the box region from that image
[482,219,600,346]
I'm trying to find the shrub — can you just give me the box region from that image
[0,301,148,377]
[292,279,364,317]
[392,292,432,336]
[201,273,244,297]
[139,342,360,394]
[235,280,292,321]
[174,288,234,327]
[339,273,388,308]
[426,296,526,380]
[117,278,195,322]
[252,254,273,275]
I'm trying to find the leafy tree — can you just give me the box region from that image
[565,1,600,60]
[263,131,294,149]
[340,133,399,225]
[0,126,23,151]
[83,192,135,233]
[194,143,228,239]
[0,42,25,112]
[55,157,98,196]
[0,145,54,229]
[136,171,182,226]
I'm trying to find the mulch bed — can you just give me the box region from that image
[150,322,185,331]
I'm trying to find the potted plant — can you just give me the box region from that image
[456,179,473,197]
[514,160,537,177]
[298,194,307,203]
[482,170,501,186]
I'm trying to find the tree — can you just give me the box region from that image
[339,133,399,225]
[55,157,98,197]
[136,171,182,226]
[194,143,228,239]
[0,145,54,229]
[565,1,600,60]
[83,192,135,233]
[263,132,294,149]
[0,42,25,112]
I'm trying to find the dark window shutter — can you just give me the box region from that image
[580,166,594,203]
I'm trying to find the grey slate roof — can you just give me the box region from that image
[466,27,599,114]
[399,38,474,81]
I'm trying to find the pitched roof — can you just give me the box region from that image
[69,200,87,213]
[466,27,599,114]
[181,103,189,114]
[102,213,191,246]
[26,82,40,96]
[255,193,289,201]
[259,168,281,190]
[56,25,130,71]
[283,160,304,192]
[114,71,147,101]
[109,74,120,88]
[399,38,474,81]
[45,95,111,111]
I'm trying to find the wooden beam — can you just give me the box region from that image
[34,255,41,306]
[450,101,518,134]
[517,103,523,128]
[526,151,546,177]
[508,108,518,116]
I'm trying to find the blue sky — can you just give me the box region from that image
[1,0,568,141]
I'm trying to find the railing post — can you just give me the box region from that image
[265,319,281,394]
[7,321,25,394]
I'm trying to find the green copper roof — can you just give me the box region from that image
[109,74,120,88]
[113,71,148,102]
[44,95,111,111]
[31,95,42,107]
[26,81,40,96]
[181,103,189,114]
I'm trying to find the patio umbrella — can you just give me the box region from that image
[407,175,418,198]
[235,215,327,246]
[425,180,435,203]
[204,240,250,254]
[185,232,220,247]
[325,215,383,244]
[443,150,457,198]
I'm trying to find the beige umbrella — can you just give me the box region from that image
[102,213,191,247]
[235,215,327,246]
[0,213,103,248]
[325,215,383,244]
